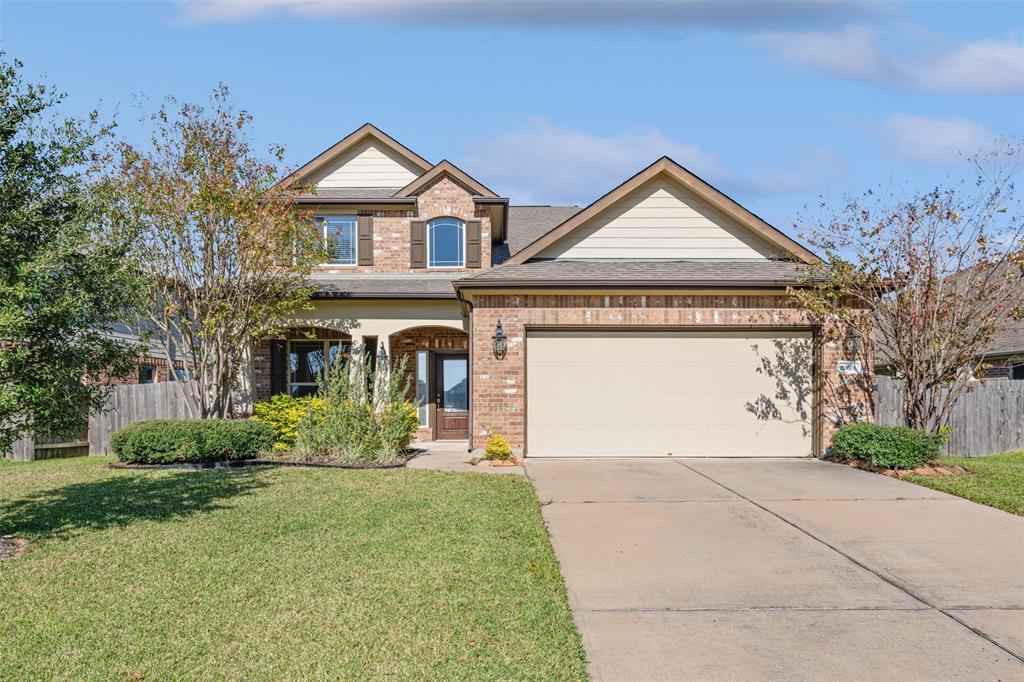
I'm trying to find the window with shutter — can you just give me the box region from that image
[316,216,358,265]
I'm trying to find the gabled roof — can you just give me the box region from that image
[279,123,433,189]
[507,156,818,265]
[394,159,499,198]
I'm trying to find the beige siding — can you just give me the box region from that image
[313,140,422,188]
[537,178,776,259]
[526,330,813,457]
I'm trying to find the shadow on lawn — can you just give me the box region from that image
[0,468,268,540]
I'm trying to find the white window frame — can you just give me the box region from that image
[427,217,466,269]
[416,350,429,427]
[286,338,351,396]
[316,215,358,266]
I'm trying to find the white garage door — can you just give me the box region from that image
[526,330,813,457]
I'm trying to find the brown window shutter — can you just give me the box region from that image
[357,215,373,266]
[410,220,426,268]
[466,220,482,268]
[269,340,287,396]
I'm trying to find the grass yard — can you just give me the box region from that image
[903,451,1024,516]
[0,457,587,681]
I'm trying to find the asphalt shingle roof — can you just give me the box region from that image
[308,274,460,298]
[506,205,581,256]
[295,187,404,200]
[461,259,810,285]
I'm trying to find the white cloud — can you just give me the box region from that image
[458,118,842,204]
[752,28,1024,94]
[178,0,871,28]
[752,26,895,81]
[881,114,1000,165]
[921,40,1024,95]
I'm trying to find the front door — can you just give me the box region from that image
[434,353,469,440]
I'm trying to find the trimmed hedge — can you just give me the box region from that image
[110,419,275,464]
[831,423,943,470]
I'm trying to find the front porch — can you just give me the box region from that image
[251,317,470,444]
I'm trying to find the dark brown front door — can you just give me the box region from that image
[434,353,468,440]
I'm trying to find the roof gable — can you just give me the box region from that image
[394,160,498,198]
[508,157,817,265]
[280,123,432,189]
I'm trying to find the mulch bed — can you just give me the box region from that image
[838,458,967,479]
[109,453,416,471]
[468,457,525,468]
[0,535,27,561]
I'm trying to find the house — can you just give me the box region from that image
[976,320,1024,380]
[252,123,867,458]
[103,319,185,385]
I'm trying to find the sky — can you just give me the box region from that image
[2,0,1023,240]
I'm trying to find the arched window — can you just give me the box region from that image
[427,218,465,268]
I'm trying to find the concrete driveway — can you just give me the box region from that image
[527,458,1024,681]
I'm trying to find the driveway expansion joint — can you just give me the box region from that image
[674,459,1024,665]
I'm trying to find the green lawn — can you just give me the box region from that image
[0,457,587,681]
[903,451,1024,516]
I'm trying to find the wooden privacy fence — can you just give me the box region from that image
[875,376,1024,457]
[88,381,197,455]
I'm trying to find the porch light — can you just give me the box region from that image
[377,345,388,365]
[492,320,508,359]
[843,328,862,355]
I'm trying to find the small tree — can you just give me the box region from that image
[0,56,144,453]
[793,144,1024,434]
[111,86,326,418]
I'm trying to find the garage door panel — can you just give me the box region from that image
[526,330,813,457]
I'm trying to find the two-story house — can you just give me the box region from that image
[252,124,867,458]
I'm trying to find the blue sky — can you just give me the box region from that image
[2,0,1023,238]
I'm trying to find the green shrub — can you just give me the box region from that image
[110,419,274,464]
[295,351,419,465]
[252,394,324,451]
[830,423,943,470]
[484,434,512,461]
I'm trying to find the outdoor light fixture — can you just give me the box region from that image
[843,329,862,355]
[492,320,508,359]
[377,345,388,365]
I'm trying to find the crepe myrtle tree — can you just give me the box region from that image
[791,143,1024,434]
[110,85,327,418]
[0,56,145,453]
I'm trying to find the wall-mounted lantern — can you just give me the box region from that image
[492,320,508,359]
[843,328,862,356]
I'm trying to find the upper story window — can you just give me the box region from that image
[428,218,464,268]
[316,216,357,265]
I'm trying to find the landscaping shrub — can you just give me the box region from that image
[484,434,512,461]
[295,352,418,465]
[251,394,324,451]
[111,419,274,464]
[830,423,943,470]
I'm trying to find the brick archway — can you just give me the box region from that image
[388,326,469,440]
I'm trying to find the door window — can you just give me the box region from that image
[441,357,468,411]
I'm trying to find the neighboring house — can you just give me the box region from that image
[976,320,1024,380]
[102,320,184,385]
[254,123,865,457]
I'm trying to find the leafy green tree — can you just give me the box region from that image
[0,56,144,453]
[110,86,326,418]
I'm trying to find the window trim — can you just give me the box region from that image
[286,338,351,396]
[427,217,466,269]
[316,215,358,266]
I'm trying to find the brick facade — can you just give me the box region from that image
[315,176,492,275]
[467,293,871,454]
